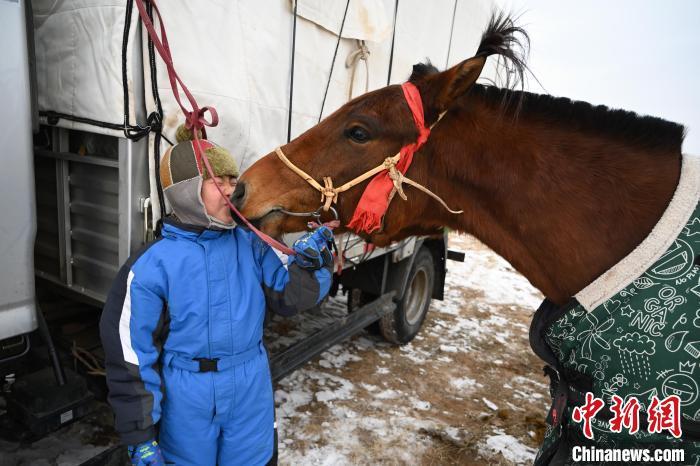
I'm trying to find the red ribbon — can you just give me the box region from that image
[347,82,431,234]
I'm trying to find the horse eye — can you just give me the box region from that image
[345,125,370,144]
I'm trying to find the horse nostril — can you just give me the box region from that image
[231,181,247,208]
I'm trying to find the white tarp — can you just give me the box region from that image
[32,0,143,136]
[32,0,495,221]
[32,0,494,154]
[147,0,494,169]
[295,0,392,42]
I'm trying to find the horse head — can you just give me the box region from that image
[234,12,528,246]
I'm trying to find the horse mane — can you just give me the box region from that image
[409,11,686,153]
[471,85,686,152]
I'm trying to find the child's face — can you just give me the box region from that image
[201,175,237,223]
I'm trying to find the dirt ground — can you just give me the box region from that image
[270,234,551,465]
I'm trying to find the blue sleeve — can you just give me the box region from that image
[259,243,333,316]
[99,246,167,445]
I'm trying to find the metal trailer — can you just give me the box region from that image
[0,1,479,456]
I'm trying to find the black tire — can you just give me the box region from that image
[379,247,434,345]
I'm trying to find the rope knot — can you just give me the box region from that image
[184,107,219,136]
[387,166,408,201]
[321,177,338,211]
[345,40,371,100]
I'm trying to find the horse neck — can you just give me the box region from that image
[424,96,681,305]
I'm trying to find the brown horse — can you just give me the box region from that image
[234,12,684,307]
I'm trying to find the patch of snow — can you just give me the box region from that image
[410,398,431,411]
[439,344,458,353]
[450,377,477,392]
[374,389,400,400]
[480,433,538,465]
[482,397,499,411]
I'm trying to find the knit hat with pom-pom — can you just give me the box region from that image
[159,124,240,229]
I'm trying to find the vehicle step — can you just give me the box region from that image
[270,292,395,382]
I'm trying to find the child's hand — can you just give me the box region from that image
[291,226,334,269]
[127,439,165,466]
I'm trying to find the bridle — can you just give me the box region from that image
[274,82,462,234]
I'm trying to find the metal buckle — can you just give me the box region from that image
[195,358,218,372]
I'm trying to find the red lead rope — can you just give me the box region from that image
[133,0,295,255]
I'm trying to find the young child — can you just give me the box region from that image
[99,127,334,466]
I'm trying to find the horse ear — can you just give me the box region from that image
[434,56,486,111]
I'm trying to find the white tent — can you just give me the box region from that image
[33,0,495,222]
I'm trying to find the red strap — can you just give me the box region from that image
[346,82,430,234]
[133,0,296,256]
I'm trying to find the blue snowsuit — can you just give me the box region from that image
[99,219,332,465]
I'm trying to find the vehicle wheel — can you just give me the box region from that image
[379,247,434,345]
[347,289,381,334]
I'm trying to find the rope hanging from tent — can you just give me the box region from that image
[143,0,167,235]
[287,0,352,134]
[386,0,399,85]
[287,0,299,143]
[133,0,297,256]
[346,40,370,100]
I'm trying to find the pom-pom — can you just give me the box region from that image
[175,124,202,143]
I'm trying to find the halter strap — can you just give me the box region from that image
[274,82,461,234]
[275,147,461,215]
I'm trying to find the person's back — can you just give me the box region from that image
[100,127,334,465]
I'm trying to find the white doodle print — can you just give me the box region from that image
[694,308,700,329]
[628,286,682,337]
[613,332,655,380]
[620,305,635,318]
[692,278,700,299]
[658,285,686,311]
[633,276,656,289]
[647,239,695,281]
[684,217,700,238]
[665,330,688,352]
[590,354,611,381]
[624,388,658,412]
[660,362,698,406]
[691,407,700,421]
[603,298,621,314]
[601,373,627,404]
[672,313,688,330]
[630,305,666,337]
[686,341,700,359]
[589,419,620,448]
[577,313,614,360]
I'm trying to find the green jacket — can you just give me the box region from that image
[532,154,700,465]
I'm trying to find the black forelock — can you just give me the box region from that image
[408,61,439,83]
